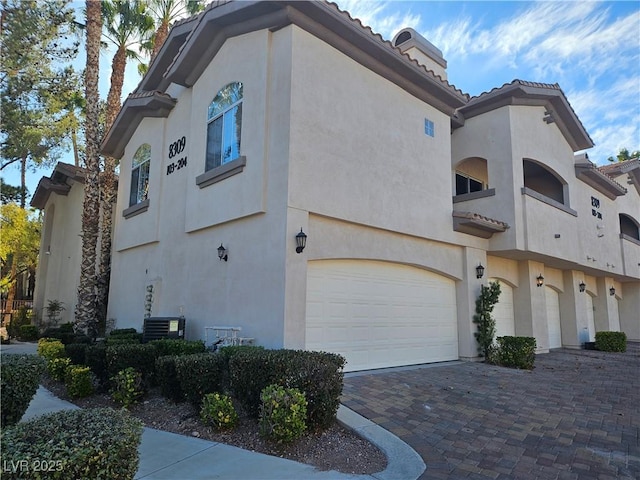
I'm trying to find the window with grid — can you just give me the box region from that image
[206,82,243,171]
[130,144,151,206]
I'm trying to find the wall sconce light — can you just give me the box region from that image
[475,263,485,279]
[45,245,51,255]
[295,228,307,254]
[536,274,544,287]
[217,243,228,262]
[578,281,586,293]
[609,286,615,296]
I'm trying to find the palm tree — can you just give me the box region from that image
[143,0,204,68]
[76,0,102,336]
[96,0,154,324]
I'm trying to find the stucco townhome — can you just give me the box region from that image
[36,0,639,372]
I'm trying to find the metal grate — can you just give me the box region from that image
[142,317,185,343]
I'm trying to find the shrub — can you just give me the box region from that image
[109,328,138,336]
[0,354,46,428]
[106,343,158,386]
[65,343,89,365]
[595,331,627,352]
[18,324,38,341]
[473,281,502,358]
[217,345,265,390]
[37,338,66,361]
[1,408,143,480]
[86,343,108,388]
[105,336,141,345]
[7,306,31,339]
[65,365,94,398]
[47,357,72,381]
[229,349,345,429]
[151,338,206,357]
[200,393,239,431]
[259,385,307,443]
[111,367,144,408]
[494,336,537,370]
[155,355,184,403]
[175,353,225,407]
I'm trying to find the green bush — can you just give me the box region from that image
[106,343,158,386]
[494,336,537,370]
[229,349,345,429]
[217,345,265,390]
[47,357,72,381]
[595,331,627,352]
[111,367,144,408]
[175,353,225,407]
[155,355,184,403]
[86,343,108,388]
[105,337,141,345]
[37,338,66,361]
[0,354,46,428]
[65,343,89,365]
[109,328,138,336]
[41,323,78,345]
[65,365,94,398]
[18,324,38,341]
[200,393,239,431]
[1,408,143,480]
[151,338,206,357]
[259,385,307,443]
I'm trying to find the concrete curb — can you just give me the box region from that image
[337,405,426,480]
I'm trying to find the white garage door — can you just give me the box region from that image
[305,260,458,372]
[488,279,515,339]
[546,286,562,349]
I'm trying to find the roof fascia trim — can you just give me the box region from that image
[575,163,627,199]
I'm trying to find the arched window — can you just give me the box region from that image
[130,144,150,206]
[523,159,566,205]
[206,82,243,171]
[455,157,488,195]
[620,214,640,240]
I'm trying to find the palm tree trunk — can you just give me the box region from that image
[76,0,102,337]
[71,127,80,167]
[150,20,169,64]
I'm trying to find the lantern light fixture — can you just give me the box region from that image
[476,263,485,279]
[609,286,615,296]
[578,281,586,293]
[536,274,544,287]
[295,228,307,254]
[217,243,228,262]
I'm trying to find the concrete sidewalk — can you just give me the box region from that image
[6,341,424,480]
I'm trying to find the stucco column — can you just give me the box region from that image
[456,247,487,360]
[514,260,549,353]
[282,209,309,349]
[559,270,589,349]
[619,282,640,341]
[594,277,621,332]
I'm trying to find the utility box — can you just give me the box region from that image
[143,317,185,342]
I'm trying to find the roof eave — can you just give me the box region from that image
[575,163,627,199]
[101,93,177,159]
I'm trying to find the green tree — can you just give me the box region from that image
[76,0,102,337]
[0,0,79,207]
[473,281,502,359]
[607,147,640,163]
[142,0,204,68]
[0,203,41,324]
[0,178,26,205]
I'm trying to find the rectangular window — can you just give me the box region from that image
[424,118,435,137]
[206,103,242,172]
[455,173,483,195]
[130,161,149,206]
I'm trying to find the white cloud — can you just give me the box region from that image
[334,0,421,40]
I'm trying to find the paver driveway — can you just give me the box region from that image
[342,343,640,479]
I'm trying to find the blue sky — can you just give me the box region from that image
[6,0,640,198]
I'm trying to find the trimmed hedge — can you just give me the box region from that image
[65,365,94,398]
[151,338,206,357]
[595,331,627,352]
[65,343,89,365]
[18,325,38,341]
[175,353,225,407]
[229,349,345,429]
[86,343,108,388]
[109,328,138,336]
[1,408,143,479]
[37,338,66,361]
[106,343,158,386]
[155,355,184,403]
[0,354,46,428]
[494,336,537,370]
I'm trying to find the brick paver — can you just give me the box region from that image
[342,343,640,479]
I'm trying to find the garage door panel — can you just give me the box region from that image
[306,260,458,371]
